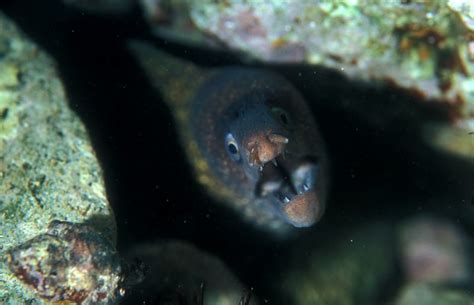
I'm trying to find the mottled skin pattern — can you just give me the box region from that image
[190,69,328,229]
[130,41,328,233]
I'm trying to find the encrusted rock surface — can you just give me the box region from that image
[0,11,120,304]
[6,221,121,304]
[398,216,470,285]
[141,1,473,107]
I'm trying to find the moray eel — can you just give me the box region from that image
[129,41,329,232]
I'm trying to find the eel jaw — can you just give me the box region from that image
[256,157,323,227]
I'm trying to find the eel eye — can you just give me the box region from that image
[272,107,291,126]
[225,133,240,162]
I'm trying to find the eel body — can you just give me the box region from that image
[130,41,329,232]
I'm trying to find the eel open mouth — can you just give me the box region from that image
[255,156,323,227]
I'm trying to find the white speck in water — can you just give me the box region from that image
[309,21,316,29]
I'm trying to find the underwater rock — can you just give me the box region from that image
[448,0,474,31]
[278,224,396,305]
[63,0,134,14]
[140,0,474,162]
[6,221,121,304]
[398,216,470,284]
[394,283,474,305]
[129,41,329,233]
[140,0,214,47]
[0,11,120,304]
[123,240,257,305]
[422,122,474,164]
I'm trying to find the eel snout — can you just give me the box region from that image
[246,132,288,167]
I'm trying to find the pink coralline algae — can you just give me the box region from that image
[6,221,122,304]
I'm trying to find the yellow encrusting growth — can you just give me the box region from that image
[0,61,19,88]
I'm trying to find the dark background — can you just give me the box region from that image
[1,1,473,304]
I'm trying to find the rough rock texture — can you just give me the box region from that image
[398,216,470,285]
[141,1,473,106]
[140,0,215,47]
[6,221,121,304]
[140,0,474,161]
[278,224,396,305]
[124,240,257,305]
[0,11,120,304]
